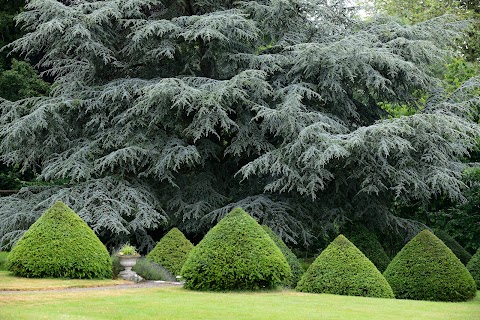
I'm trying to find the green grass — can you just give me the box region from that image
[1,284,479,319]
[0,251,8,271]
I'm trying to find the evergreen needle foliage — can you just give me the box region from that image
[6,201,112,279]
[384,230,476,301]
[181,208,291,291]
[146,227,194,276]
[0,0,479,249]
[296,235,394,298]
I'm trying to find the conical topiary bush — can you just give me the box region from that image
[343,223,391,272]
[434,230,472,265]
[262,225,303,287]
[466,248,480,288]
[296,235,394,298]
[146,227,194,276]
[6,201,112,279]
[384,230,476,302]
[181,208,291,291]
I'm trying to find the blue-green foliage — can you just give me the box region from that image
[181,208,291,291]
[384,230,476,301]
[6,201,112,279]
[296,235,394,298]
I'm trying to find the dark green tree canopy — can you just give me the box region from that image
[0,0,479,249]
[6,201,112,279]
[384,230,476,301]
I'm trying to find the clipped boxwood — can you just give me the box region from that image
[6,201,112,279]
[296,235,394,298]
[466,248,480,288]
[434,230,472,265]
[262,225,303,287]
[384,230,476,302]
[146,227,194,276]
[181,208,291,291]
[343,223,391,272]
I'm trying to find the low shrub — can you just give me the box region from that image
[6,201,112,279]
[466,248,480,288]
[147,228,194,276]
[296,235,394,298]
[262,225,303,287]
[384,230,476,302]
[181,208,291,291]
[343,223,391,272]
[132,258,176,281]
[434,230,472,265]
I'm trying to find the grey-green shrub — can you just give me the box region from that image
[384,230,476,302]
[435,230,472,265]
[132,257,176,281]
[343,223,391,272]
[466,248,480,288]
[262,225,303,287]
[147,228,194,276]
[296,235,394,298]
[6,201,112,279]
[181,207,291,291]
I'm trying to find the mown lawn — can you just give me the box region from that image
[0,272,479,320]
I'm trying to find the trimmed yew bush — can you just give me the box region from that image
[296,235,394,298]
[147,228,194,276]
[343,223,391,272]
[434,230,472,265]
[466,248,480,288]
[384,230,476,302]
[181,208,291,291]
[6,201,112,279]
[262,225,303,287]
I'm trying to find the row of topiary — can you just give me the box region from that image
[5,202,480,302]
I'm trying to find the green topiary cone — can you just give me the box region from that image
[181,208,291,291]
[6,201,112,279]
[146,227,194,276]
[343,223,391,272]
[384,230,476,301]
[296,234,394,298]
[466,248,480,288]
[262,225,303,287]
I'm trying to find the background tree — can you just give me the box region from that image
[0,0,49,191]
[0,0,478,251]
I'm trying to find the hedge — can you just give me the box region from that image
[466,248,480,288]
[147,228,194,276]
[6,201,112,279]
[434,230,472,265]
[343,223,391,272]
[296,235,394,298]
[384,230,476,301]
[181,207,291,291]
[262,225,303,287]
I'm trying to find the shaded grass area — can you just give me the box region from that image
[1,286,479,320]
[0,271,128,291]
